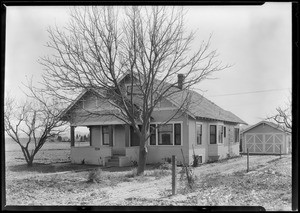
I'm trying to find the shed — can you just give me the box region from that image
[241,121,291,154]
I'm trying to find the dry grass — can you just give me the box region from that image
[4,141,292,210]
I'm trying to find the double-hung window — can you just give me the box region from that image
[102,126,110,145]
[150,124,156,145]
[158,124,173,145]
[210,125,217,144]
[174,123,181,145]
[150,123,181,146]
[126,85,142,96]
[234,128,240,143]
[218,125,223,143]
[196,124,202,145]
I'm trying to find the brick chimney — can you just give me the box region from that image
[177,74,185,90]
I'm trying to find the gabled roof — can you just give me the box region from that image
[60,88,106,120]
[61,73,247,125]
[167,89,247,124]
[240,120,288,134]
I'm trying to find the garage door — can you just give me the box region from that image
[245,133,284,154]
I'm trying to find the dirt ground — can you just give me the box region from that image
[4,141,292,210]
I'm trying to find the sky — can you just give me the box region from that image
[5,3,292,128]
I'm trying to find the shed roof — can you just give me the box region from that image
[240,120,289,134]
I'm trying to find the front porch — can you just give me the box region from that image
[70,124,140,167]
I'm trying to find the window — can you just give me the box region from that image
[150,124,156,145]
[223,126,226,138]
[196,124,202,145]
[218,125,223,143]
[102,126,110,145]
[158,124,173,145]
[174,123,181,145]
[234,128,240,143]
[195,155,202,164]
[127,85,142,95]
[210,125,217,144]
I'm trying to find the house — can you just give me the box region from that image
[240,121,291,155]
[60,73,247,167]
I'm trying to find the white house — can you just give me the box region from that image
[60,73,247,167]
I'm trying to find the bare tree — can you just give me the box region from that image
[4,89,67,167]
[267,97,292,134]
[40,6,229,174]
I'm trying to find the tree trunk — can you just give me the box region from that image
[27,160,33,167]
[137,132,148,175]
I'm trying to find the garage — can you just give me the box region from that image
[241,121,291,154]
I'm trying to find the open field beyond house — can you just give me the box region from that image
[4,140,292,210]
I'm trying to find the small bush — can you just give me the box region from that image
[158,162,172,170]
[192,155,199,167]
[124,168,138,178]
[179,166,199,193]
[162,157,172,164]
[150,169,171,179]
[87,169,102,183]
[131,160,138,167]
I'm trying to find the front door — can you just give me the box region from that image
[130,126,140,146]
[112,125,126,155]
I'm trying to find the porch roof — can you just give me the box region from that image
[71,114,127,126]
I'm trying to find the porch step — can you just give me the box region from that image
[106,155,124,167]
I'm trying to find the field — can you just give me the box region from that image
[4,139,292,210]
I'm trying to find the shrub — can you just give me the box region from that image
[124,168,138,178]
[179,166,199,193]
[150,169,171,179]
[87,168,102,183]
[158,162,172,170]
[192,155,199,167]
[162,157,172,164]
[131,160,138,167]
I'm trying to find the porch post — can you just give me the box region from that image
[125,124,130,147]
[88,126,92,146]
[70,126,75,147]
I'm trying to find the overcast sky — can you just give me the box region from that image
[5,3,292,126]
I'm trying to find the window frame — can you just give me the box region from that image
[218,125,224,144]
[209,124,217,144]
[196,122,203,145]
[126,85,142,96]
[234,128,240,143]
[102,125,110,145]
[149,124,156,145]
[148,122,183,146]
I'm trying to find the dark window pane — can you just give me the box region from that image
[162,134,171,144]
[234,128,239,142]
[158,124,173,145]
[150,124,156,145]
[196,124,202,145]
[102,126,109,145]
[130,126,140,146]
[210,125,216,144]
[174,123,181,145]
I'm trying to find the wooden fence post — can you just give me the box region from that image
[172,155,177,195]
[247,148,249,173]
